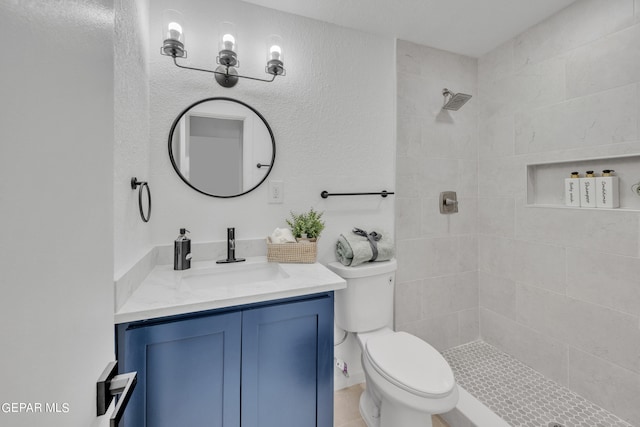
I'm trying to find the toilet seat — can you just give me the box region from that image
[364,331,455,399]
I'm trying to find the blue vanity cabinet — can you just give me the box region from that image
[116,292,334,427]
[116,310,242,427]
[241,294,334,427]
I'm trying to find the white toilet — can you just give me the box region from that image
[328,259,458,427]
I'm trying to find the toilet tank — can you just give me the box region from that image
[327,259,397,333]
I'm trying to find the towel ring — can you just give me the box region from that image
[131,177,151,223]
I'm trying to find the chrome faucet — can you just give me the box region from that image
[216,227,246,264]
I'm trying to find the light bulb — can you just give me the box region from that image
[162,10,185,45]
[222,33,236,51]
[161,10,186,57]
[266,34,284,65]
[167,22,183,41]
[269,45,281,61]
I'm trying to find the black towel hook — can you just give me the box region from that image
[131,177,151,223]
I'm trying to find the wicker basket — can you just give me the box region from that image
[266,237,317,263]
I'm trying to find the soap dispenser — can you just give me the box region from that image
[580,171,597,208]
[564,171,581,207]
[174,228,192,270]
[596,169,619,208]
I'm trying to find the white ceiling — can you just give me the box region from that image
[242,0,578,57]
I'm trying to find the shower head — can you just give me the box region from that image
[442,88,472,111]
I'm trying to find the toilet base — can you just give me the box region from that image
[359,388,379,427]
[380,398,433,427]
[359,385,434,427]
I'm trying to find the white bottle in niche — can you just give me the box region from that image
[596,169,619,208]
[580,171,597,208]
[564,171,581,207]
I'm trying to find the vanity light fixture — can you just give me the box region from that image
[160,10,285,88]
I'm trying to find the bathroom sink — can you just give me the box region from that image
[179,260,290,290]
[115,256,348,324]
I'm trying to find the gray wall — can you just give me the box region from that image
[143,0,395,265]
[0,1,115,425]
[477,0,640,424]
[395,40,479,350]
[114,0,152,276]
[396,2,640,425]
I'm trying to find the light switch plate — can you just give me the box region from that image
[268,180,283,204]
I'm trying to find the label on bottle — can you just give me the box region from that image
[595,176,619,208]
[564,178,580,207]
[580,178,596,208]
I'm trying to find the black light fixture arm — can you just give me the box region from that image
[172,57,277,83]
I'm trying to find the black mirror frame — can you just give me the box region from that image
[168,97,276,198]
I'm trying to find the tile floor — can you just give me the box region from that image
[334,383,449,427]
[441,341,633,427]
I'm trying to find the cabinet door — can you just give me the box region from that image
[241,294,334,427]
[118,311,242,427]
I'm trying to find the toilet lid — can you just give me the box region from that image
[365,332,455,398]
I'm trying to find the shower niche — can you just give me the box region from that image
[526,154,640,211]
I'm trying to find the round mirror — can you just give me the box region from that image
[168,97,275,198]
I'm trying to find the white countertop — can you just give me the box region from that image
[114,256,346,324]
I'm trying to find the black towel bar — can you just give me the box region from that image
[320,190,394,199]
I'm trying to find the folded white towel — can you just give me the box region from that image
[270,227,297,243]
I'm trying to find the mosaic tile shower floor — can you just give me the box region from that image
[441,341,632,427]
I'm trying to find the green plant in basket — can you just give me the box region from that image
[286,208,325,240]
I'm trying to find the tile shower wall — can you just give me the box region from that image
[395,41,479,350]
[477,0,640,425]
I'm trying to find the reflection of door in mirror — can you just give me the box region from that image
[174,109,252,195]
[188,115,243,195]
